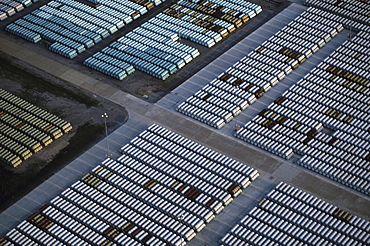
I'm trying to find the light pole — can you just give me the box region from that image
[102,113,111,159]
[178,214,185,246]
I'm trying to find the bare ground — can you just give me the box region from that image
[0,51,128,212]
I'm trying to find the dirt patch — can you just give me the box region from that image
[0,51,128,212]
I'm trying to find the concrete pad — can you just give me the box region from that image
[238,38,262,49]
[232,42,253,54]
[234,114,253,125]
[13,196,41,215]
[185,75,210,87]
[203,64,225,76]
[195,69,218,81]
[0,213,20,235]
[186,237,209,246]
[260,23,284,35]
[223,48,245,60]
[156,97,173,109]
[271,13,297,25]
[38,180,64,198]
[232,194,260,213]
[58,166,84,181]
[46,172,74,191]
[264,18,290,29]
[107,131,128,145]
[280,3,307,15]
[2,206,25,222]
[252,27,276,39]
[211,58,234,70]
[272,163,303,183]
[192,227,224,246]
[24,188,51,207]
[0,224,11,236]
[68,158,97,174]
[182,81,205,93]
[113,127,139,141]
[247,32,269,44]
[219,53,241,64]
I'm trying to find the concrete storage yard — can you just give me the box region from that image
[0,0,369,245]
